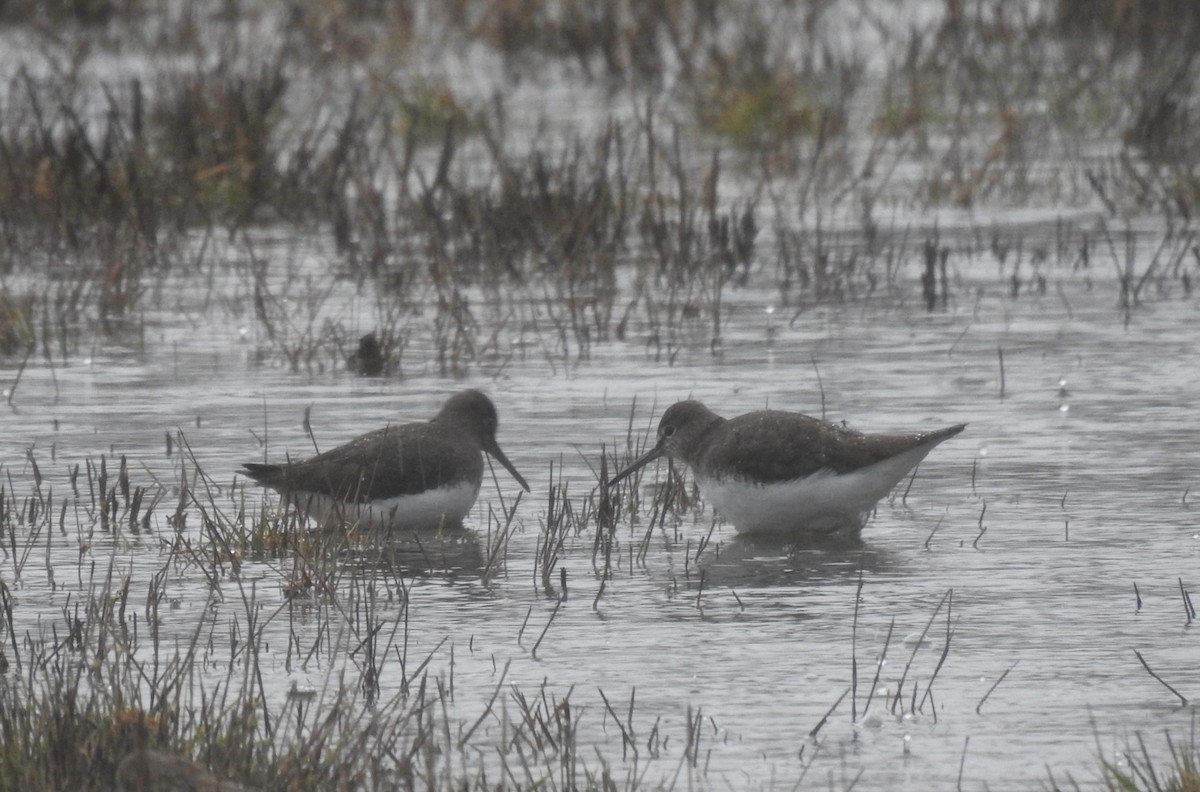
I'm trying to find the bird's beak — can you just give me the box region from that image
[607,443,664,487]
[486,441,531,492]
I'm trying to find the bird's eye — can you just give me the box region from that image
[661,425,676,439]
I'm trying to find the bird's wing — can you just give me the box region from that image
[281,425,483,501]
[704,413,952,483]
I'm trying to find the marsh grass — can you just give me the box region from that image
[3,3,1200,789]
[6,0,1200,376]
[597,402,698,566]
[0,446,748,791]
[1049,718,1200,792]
[2,415,1198,791]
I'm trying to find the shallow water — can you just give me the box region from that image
[2,222,1198,790]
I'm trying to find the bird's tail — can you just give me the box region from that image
[922,423,967,445]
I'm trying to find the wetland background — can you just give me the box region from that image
[0,0,1198,789]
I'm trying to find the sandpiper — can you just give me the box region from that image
[241,390,529,531]
[608,400,965,536]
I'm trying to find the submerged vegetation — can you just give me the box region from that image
[0,0,1197,369]
[1,1,1199,790]
[1,406,1195,790]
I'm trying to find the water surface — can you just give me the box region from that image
[2,227,1197,790]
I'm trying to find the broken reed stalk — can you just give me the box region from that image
[924,515,944,550]
[862,616,895,718]
[976,660,1018,714]
[531,599,563,660]
[693,522,715,567]
[591,579,606,610]
[957,736,971,792]
[637,461,678,565]
[1179,578,1196,624]
[676,704,706,773]
[851,567,863,720]
[481,491,523,580]
[400,636,448,694]
[809,687,850,739]
[458,659,511,747]
[593,444,616,579]
[538,459,571,592]
[1132,648,1189,706]
[516,606,533,646]
[892,588,952,715]
[597,688,638,758]
[917,599,955,715]
[997,347,1005,398]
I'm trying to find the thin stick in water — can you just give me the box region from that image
[851,566,863,720]
[808,687,850,739]
[892,588,952,715]
[516,606,532,646]
[997,347,1005,398]
[924,515,944,551]
[531,599,563,659]
[862,616,895,718]
[975,661,1018,714]
[917,614,954,714]
[1132,648,1188,706]
[973,501,987,549]
[957,736,971,792]
[1179,578,1195,623]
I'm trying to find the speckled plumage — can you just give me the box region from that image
[242,390,529,530]
[610,400,965,536]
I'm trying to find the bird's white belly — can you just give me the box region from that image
[287,481,481,531]
[700,473,866,535]
[699,442,936,535]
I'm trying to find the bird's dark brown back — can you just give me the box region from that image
[244,423,484,502]
[699,412,964,484]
